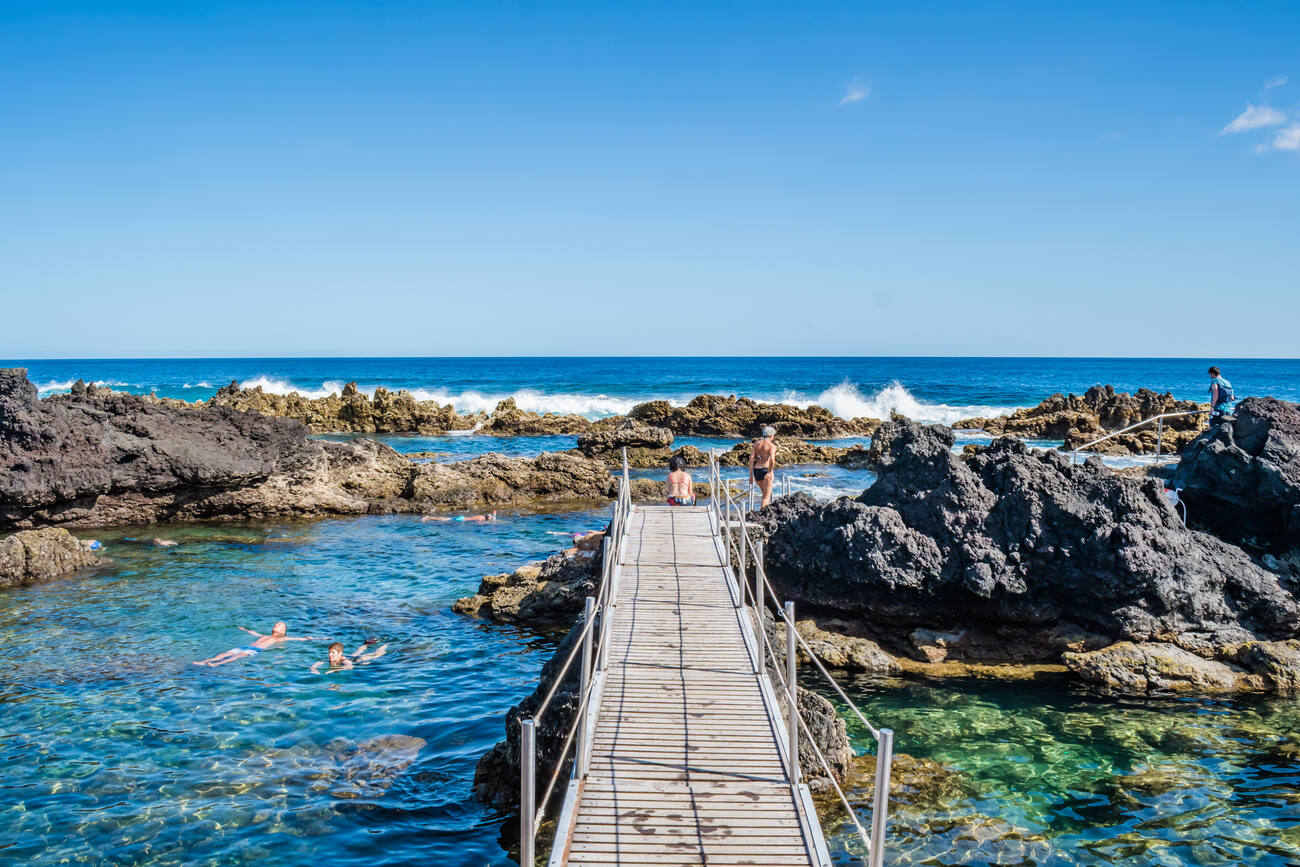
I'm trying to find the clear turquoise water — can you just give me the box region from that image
[822,676,1300,866]
[0,511,606,867]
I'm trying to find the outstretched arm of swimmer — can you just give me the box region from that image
[237,626,263,637]
[310,661,323,674]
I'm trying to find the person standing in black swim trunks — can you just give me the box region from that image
[749,425,777,508]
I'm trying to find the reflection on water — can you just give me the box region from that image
[821,676,1300,866]
[0,512,603,866]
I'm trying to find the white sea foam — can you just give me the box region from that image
[407,388,645,418]
[182,381,213,389]
[35,379,130,394]
[240,376,343,400]
[776,381,1018,425]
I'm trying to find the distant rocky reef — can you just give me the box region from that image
[955,385,1206,456]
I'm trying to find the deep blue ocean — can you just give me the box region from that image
[8,357,1300,424]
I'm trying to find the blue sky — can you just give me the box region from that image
[1,1,1297,357]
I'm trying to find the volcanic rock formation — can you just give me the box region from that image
[752,419,1300,654]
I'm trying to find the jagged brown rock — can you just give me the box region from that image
[477,398,591,436]
[208,380,477,434]
[453,545,603,624]
[629,394,878,439]
[955,385,1206,456]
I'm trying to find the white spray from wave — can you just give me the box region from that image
[35,379,131,395]
[777,381,1018,425]
[220,376,1019,425]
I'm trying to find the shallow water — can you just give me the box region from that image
[822,676,1300,866]
[0,512,604,866]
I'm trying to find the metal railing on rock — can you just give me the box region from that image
[1068,410,1208,464]
[518,450,633,866]
[708,450,895,867]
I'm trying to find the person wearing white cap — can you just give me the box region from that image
[749,425,778,508]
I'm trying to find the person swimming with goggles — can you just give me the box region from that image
[422,510,498,523]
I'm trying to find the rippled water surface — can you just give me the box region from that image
[823,677,1300,866]
[0,512,605,866]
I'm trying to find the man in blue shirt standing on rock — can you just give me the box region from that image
[1208,366,1235,425]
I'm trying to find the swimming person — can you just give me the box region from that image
[749,426,778,508]
[310,639,389,675]
[193,622,326,667]
[1208,366,1236,425]
[421,510,498,523]
[666,457,695,506]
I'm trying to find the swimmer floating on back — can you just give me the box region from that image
[310,639,389,674]
[193,621,327,667]
[422,510,497,523]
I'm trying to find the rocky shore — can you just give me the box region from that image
[0,369,620,530]
[747,405,1300,696]
[954,385,1207,456]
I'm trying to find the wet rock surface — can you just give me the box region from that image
[955,385,1206,456]
[1169,396,1300,555]
[753,419,1300,655]
[0,528,101,587]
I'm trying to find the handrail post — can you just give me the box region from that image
[784,600,798,785]
[1155,416,1163,460]
[577,596,595,778]
[756,540,767,663]
[738,508,747,584]
[868,728,894,867]
[520,718,536,866]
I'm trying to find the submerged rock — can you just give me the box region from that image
[754,419,1300,651]
[0,528,101,587]
[955,385,1206,456]
[1169,396,1300,556]
[1063,642,1261,694]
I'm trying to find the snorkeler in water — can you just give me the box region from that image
[193,622,327,667]
[310,639,389,675]
[421,510,497,523]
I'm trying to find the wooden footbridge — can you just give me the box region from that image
[517,455,894,867]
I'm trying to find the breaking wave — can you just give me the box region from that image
[776,382,1018,425]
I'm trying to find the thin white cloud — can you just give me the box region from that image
[1264,75,1288,90]
[1271,125,1300,151]
[840,78,870,105]
[1222,103,1287,134]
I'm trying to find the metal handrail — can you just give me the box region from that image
[520,448,634,866]
[1068,410,1207,464]
[708,449,893,867]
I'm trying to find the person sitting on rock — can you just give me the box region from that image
[1208,366,1236,425]
[421,510,497,523]
[666,457,695,506]
[193,622,326,667]
[311,639,388,674]
[749,426,778,508]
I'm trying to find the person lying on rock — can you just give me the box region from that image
[421,510,497,523]
[666,456,696,506]
[193,622,327,667]
[310,639,388,675]
[749,426,778,508]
